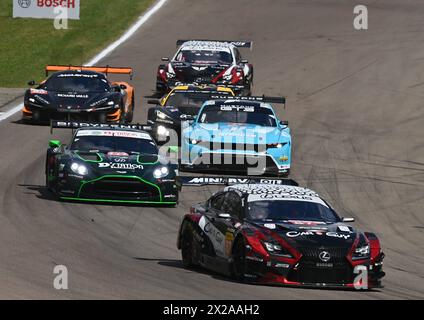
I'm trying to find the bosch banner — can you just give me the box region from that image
[13,0,80,20]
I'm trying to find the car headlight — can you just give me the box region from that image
[352,244,370,260]
[70,163,88,176]
[166,72,175,79]
[157,125,169,136]
[266,142,286,149]
[153,166,169,179]
[157,110,168,120]
[188,138,202,145]
[262,241,293,258]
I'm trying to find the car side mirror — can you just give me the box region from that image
[49,139,62,148]
[161,57,170,62]
[147,99,161,105]
[342,217,355,222]
[218,213,231,219]
[119,84,127,90]
[280,120,289,126]
[241,59,248,64]
[28,80,36,86]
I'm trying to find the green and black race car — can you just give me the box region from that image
[45,121,180,205]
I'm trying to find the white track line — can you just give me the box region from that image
[0,0,168,123]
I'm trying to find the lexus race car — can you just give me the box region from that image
[177,180,385,289]
[180,96,291,176]
[45,121,179,205]
[147,85,234,143]
[156,40,253,95]
[23,65,135,124]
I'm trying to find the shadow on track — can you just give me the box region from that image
[19,184,177,208]
[133,257,382,293]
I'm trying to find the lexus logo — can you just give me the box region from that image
[319,251,331,262]
[18,0,31,8]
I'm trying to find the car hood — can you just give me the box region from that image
[171,62,229,83]
[186,123,288,144]
[28,90,118,110]
[253,220,358,249]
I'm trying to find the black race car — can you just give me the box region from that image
[156,40,253,96]
[147,85,235,144]
[23,65,135,124]
[177,178,385,289]
[45,121,179,205]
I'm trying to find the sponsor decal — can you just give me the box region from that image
[274,263,290,268]
[76,130,152,140]
[18,0,31,8]
[286,230,352,240]
[34,95,50,105]
[220,105,254,112]
[199,217,225,257]
[89,98,109,107]
[338,225,352,232]
[57,73,96,78]
[286,220,325,225]
[98,163,143,170]
[316,262,333,268]
[246,255,263,262]
[264,223,276,229]
[57,93,88,99]
[225,231,234,256]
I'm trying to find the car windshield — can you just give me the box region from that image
[165,91,232,108]
[70,130,158,155]
[198,103,277,126]
[175,50,233,64]
[43,73,110,92]
[247,200,340,223]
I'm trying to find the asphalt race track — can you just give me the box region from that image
[0,0,423,299]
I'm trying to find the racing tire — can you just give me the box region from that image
[180,222,199,268]
[232,237,247,281]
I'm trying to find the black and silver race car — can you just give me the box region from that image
[177,178,385,288]
[45,121,179,205]
[156,40,253,95]
[147,85,235,144]
[23,65,135,123]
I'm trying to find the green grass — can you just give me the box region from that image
[0,0,154,87]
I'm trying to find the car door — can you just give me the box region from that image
[221,191,244,257]
[198,192,227,258]
[204,191,243,258]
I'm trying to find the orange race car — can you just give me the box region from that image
[22,65,135,123]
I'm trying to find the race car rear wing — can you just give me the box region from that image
[50,120,152,134]
[176,39,253,49]
[45,65,133,79]
[180,176,298,187]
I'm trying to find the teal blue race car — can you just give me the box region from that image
[180,96,291,176]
